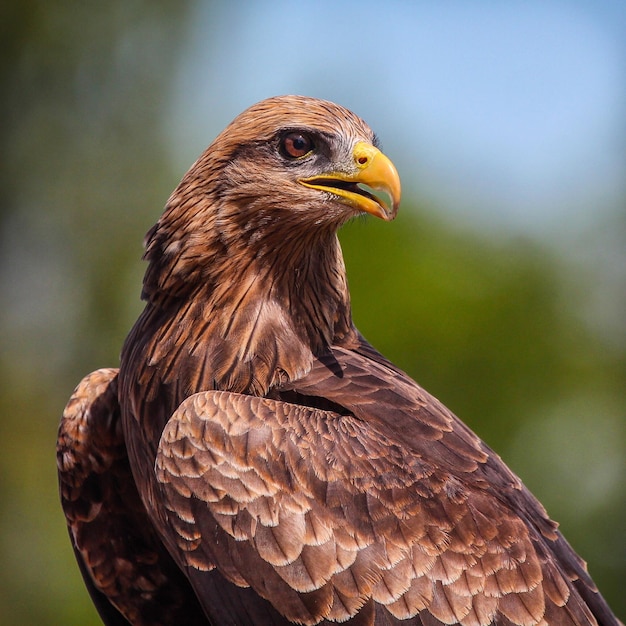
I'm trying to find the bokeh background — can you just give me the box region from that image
[1,1,624,623]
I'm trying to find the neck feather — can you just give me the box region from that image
[130,209,354,398]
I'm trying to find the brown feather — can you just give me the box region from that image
[58,95,620,626]
[57,370,207,625]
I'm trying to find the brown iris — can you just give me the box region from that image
[280,132,314,159]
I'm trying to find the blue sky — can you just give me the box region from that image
[167,0,625,234]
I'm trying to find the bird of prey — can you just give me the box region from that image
[57,95,620,626]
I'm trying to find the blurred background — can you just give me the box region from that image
[1,1,624,623]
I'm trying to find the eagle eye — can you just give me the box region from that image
[280,132,314,159]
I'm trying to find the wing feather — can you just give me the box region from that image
[57,368,207,626]
[154,384,587,626]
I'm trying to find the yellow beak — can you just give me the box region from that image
[299,142,401,221]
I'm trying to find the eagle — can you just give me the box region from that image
[57,95,619,626]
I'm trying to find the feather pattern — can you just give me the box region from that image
[58,96,620,625]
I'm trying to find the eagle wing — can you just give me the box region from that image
[155,347,610,626]
[59,95,620,625]
[57,368,208,626]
